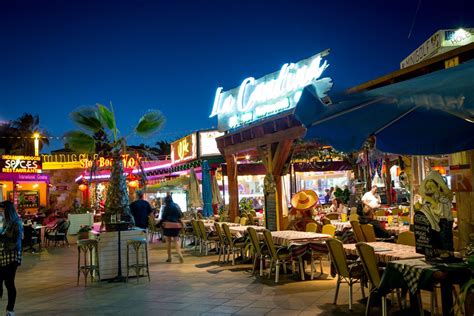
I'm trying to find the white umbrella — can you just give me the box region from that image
[188,168,202,208]
[211,175,223,206]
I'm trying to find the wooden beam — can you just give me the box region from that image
[221,125,306,156]
[224,154,239,221]
[271,139,293,176]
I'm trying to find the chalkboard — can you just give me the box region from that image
[414,211,435,258]
[265,192,277,231]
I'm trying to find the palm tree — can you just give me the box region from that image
[65,103,165,226]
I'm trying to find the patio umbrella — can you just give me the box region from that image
[295,59,474,155]
[188,167,202,209]
[201,160,214,218]
[211,175,223,206]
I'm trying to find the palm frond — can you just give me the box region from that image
[70,107,103,132]
[64,131,96,153]
[96,103,116,132]
[134,110,165,137]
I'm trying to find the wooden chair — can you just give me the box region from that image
[322,224,336,238]
[397,231,415,246]
[350,221,365,242]
[356,242,401,316]
[221,223,246,265]
[327,238,365,310]
[262,230,291,283]
[306,222,318,233]
[360,224,377,242]
[247,227,268,276]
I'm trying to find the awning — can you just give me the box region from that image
[295,60,474,155]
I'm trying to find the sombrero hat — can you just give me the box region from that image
[420,170,453,199]
[291,190,319,210]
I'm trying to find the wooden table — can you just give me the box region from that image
[343,242,424,263]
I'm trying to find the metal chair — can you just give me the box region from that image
[221,223,246,265]
[326,238,365,310]
[197,220,219,255]
[77,239,100,287]
[397,231,415,246]
[247,227,268,276]
[261,230,291,283]
[213,222,227,263]
[126,237,150,283]
[306,222,318,233]
[350,221,366,242]
[360,224,377,242]
[322,224,336,238]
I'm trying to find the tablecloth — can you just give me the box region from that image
[343,242,424,263]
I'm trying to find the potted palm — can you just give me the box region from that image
[65,103,165,230]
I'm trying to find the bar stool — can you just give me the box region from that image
[77,239,100,287]
[126,237,150,283]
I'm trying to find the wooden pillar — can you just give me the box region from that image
[449,150,474,249]
[225,154,239,221]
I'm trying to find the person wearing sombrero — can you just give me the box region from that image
[287,190,319,231]
[418,170,454,254]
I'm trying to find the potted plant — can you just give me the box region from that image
[65,103,165,231]
[77,225,92,240]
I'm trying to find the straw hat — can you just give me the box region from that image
[291,190,319,210]
[420,170,453,199]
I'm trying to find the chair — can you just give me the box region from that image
[349,213,359,222]
[234,216,241,224]
[190,220,202,253]
[247,227,268,276]
[45,220,70,247]
[126,237,150,283]
[326,213,339,220]
[180,222,194,248]
[239,217,248,226]
[262,230,292,283]
[322,224,336,238]
[327,238,365,310]
[197,220,219,255]
[147,215,161,243]
[321,218,331,225]
[214,222,228,263]
[350,221,365,242]
[399,215,410,224]
[77,239,100,287]
[222,223,246,265]
[306,222,318,233]
[23,225,40,253]
[375,209,386,217]
[356,242,401,316]
[247,213,255,225]
[397,231,415,246]
[360,224,377,242]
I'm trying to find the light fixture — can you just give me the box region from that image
[245,155,250,160]
[128,180,139,188]
[33,183,39,188]
[33,132,40,156]
[78,184,88,192]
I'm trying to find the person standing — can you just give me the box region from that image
[0,201,23,316]
[130,190,153,229]
[160,195,184,263]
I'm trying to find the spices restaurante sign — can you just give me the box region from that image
[0,155,42,173]
[210,51,333,131]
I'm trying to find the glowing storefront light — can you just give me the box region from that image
[210,51,333,131]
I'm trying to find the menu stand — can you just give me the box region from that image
[108,222,130,283]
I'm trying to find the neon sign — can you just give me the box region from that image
[210,51,333,131]
[171,134,197,164]
[0,155,42,173]
[81,154,140,169]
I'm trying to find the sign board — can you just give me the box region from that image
[265,192,277,231]
[199,131,224,157]
[450,164,472,192]
[42,153,140,170]
[414,211,435,258]
[8,190,40,208]
[0,155,42,173]
[171,133,197,164]
[80,154,140,170]
[210,51,333,131]
[0,173,49,182]
[400,28,474,69]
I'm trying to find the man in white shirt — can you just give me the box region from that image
[362,185,381,210]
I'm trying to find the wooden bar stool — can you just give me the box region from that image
[126,237,150,283]
[77,239,100,287]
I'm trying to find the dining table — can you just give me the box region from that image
[330,220,352,232]
[229,225,266,237]
[342,241,424,263]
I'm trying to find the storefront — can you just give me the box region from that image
[0,154,49,214]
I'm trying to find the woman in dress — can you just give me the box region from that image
[160,195,184,263]
[0,201,23,316]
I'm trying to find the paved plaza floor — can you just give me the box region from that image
[4,240,430,315]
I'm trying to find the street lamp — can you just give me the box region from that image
[33,132,40,156]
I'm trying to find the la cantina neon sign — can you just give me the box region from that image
[210,52,333,130]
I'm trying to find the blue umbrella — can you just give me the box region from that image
[201,160,213,218]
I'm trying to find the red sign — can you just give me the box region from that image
[450,164,472,192]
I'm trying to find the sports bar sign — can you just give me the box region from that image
[210,51,333,131]
[0,155,42,173]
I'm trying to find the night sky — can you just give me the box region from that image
[1,0,473,151]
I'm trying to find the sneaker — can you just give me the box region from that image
[6,311,15,316]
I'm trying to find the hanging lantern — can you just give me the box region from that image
[128,180,139,188]
[78,184,88,192]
